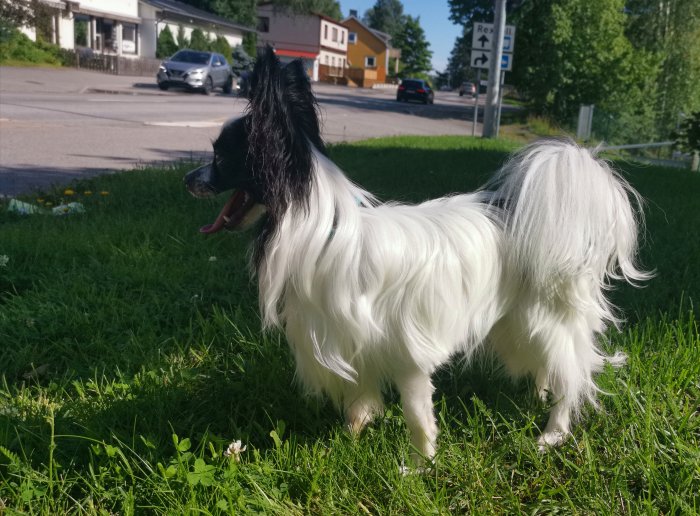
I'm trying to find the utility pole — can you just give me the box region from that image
[482,0,506,138]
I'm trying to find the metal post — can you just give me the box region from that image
[482,0,506,138]
[495,70,505,137]
[472,69,481,137]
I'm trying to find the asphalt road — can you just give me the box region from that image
[0,66,485,196]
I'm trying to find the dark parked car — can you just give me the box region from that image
[157,49,233,94]
[459,81,476,97]
[396,78,434,104]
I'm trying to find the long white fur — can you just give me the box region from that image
[257,139,648,459]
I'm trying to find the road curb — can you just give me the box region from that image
[83,87,170,96]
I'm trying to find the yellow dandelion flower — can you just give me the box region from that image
[64,189,75,196]
[37,198,45,204]
[100,191,110,196]
[83,190,93,196]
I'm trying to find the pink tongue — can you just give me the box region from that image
[199,190,245,234]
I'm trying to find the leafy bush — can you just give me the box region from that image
[230,44,253,77]
[0,27,62,65]
[156,25,177,59]
[210,35,231,60]
[189,28,209,51]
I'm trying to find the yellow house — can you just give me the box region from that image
[341,15,400,88]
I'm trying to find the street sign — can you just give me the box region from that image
[471,22,516,54]
[470,49,513,71]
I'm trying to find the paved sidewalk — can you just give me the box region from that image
[0,66,157,95]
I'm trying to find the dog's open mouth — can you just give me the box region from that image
[200,190,262,234]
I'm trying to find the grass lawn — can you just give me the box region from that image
[1,136,698,514]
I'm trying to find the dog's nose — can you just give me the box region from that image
[184,164,218,198]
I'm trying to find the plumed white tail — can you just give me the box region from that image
[491,140,650,311]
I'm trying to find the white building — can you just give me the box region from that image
[256,2,348,82]
[20,0,255,59]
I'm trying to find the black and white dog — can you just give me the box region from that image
[185,48,648,461]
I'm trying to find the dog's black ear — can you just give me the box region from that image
[281,59,325,153]
[247,46,322,220]
[249,46,281,103]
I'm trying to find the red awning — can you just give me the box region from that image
[274,49,318,59]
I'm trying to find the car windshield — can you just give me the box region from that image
[170,50,211,65]
[402,80,423,89]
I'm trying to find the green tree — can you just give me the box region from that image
[625,0,700,138]
[447,0,522,26]
[189,27,210,50]
[445,26,473,88]
[362,0,405,39]
[270,0,342,20]
[0,0,35,30]
[211,34,232,57]
[242,32,256,56]
[511,0,657,134]
[156,25,178,58]
[392,15,432,77]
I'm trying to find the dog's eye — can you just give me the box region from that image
[212,151,223,171]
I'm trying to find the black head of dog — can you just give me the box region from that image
[184,46,325,236]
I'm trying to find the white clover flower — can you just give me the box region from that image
[0,255,8,267]
[208,256,217,262]
[223,440,246,461]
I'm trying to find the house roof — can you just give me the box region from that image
[141,0,256,33]
[341,15,393,48]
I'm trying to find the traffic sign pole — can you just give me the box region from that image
[472,68,481,136]
[482,0,506,138]
[495,70,505,137]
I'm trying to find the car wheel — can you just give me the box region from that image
[202,76,213,95]
[158,82,168,91]
[222,76,233,94]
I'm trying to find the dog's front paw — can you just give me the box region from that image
[537,430,569,452]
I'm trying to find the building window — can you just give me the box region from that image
[331,56,336,66]
[365,56,376,68]
[257,16,269,33]
[324,55,329,64]
[122,23,137,54]
[340,31,344,44]
[332,27,338,42]
[95,18,116,52]
[348,32,356,44]
[324,24,328,39]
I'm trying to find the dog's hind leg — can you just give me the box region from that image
[344,379,384,435]
[394,367,438,462]
[490,312,598,449]
[535,318,606,450]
